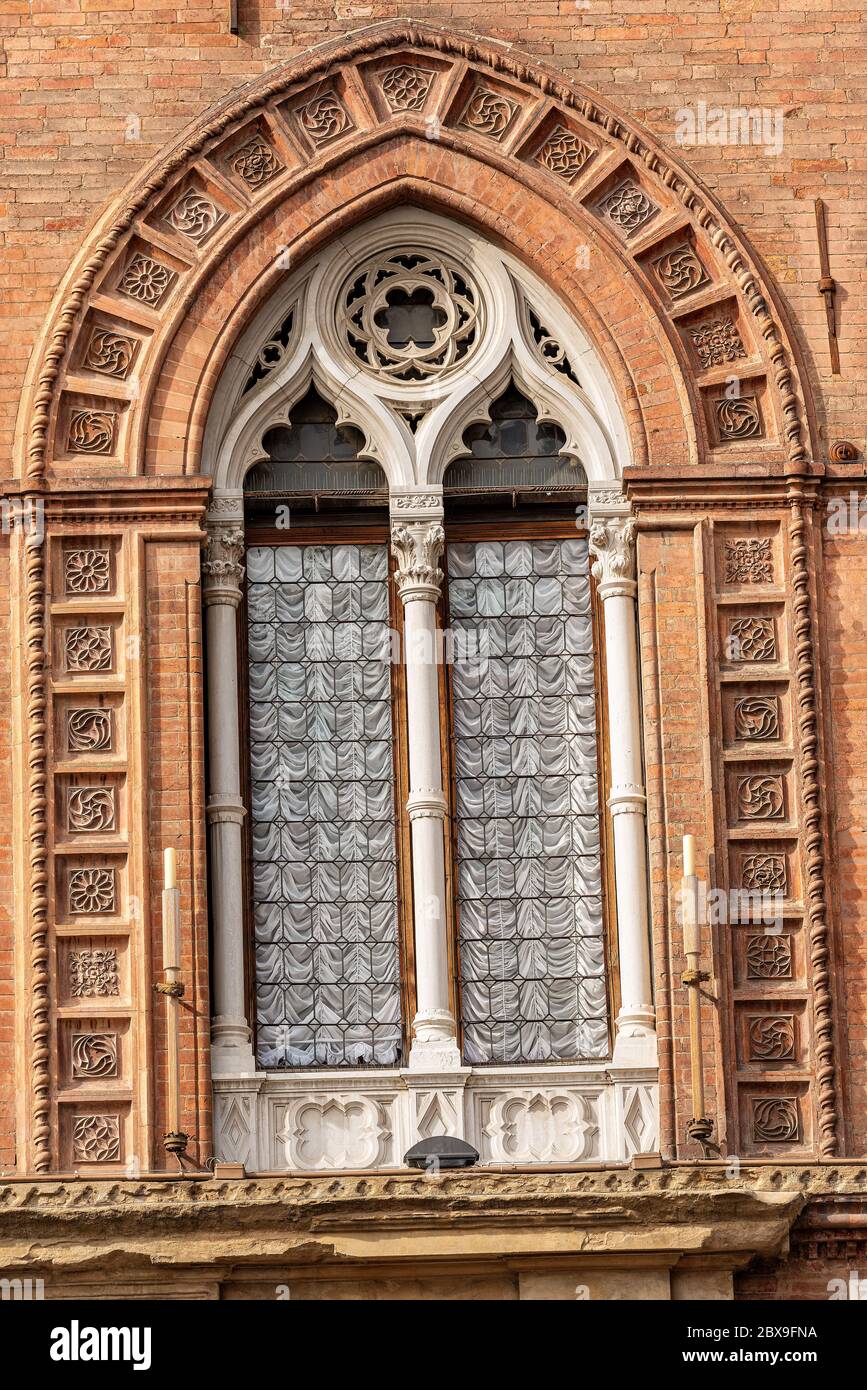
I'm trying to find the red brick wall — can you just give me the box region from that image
[2,2,863,468]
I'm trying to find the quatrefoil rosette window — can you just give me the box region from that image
[206,209,628,489]
[337,251,483,385]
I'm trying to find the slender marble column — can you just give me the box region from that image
[391,496,461,1071]
[203,517,256,1075]
[588,489,657,1067]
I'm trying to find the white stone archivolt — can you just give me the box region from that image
[203,208,630,493]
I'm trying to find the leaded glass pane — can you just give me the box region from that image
[447,537,608,1064]
[247,542,401,1068]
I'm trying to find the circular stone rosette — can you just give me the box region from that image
[337,250,482,386]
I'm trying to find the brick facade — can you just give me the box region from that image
[1,6,865,1299]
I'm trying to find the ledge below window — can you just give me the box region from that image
[212,1062,658,1173]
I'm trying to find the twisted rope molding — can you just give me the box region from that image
[17,22,815,1170]
[24,524,51,1172]
[789,496,839,1157]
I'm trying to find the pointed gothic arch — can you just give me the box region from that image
[12,23,838,1176]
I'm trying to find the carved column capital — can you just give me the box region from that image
[203,526,245,608]
[588,514,637,599]
[391,521,445,604]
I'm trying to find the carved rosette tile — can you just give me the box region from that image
[72,1032,118,1079]
[68,867,116,915]
[742,853,787,894]
[725,537,773,584]
[229,134,282,188]
[746,933,792,980]
[748,1015,795,1061]
[457,86,519,141]
[64,626,113,673]
[69,948,119,997]
[534,125,593,182]
[716,396,762,440]
[751,1096,799,1144]
[117,252,175,306]
[67,707,112,753]
[734,695,780,741]
[737,774,785,821]
[727,616,776,663]
[598,180,658,234]
[67,786,116,834]
[64,548,111,595]
[83,328,138,379]
[651,244,711,299]
[380,64,435,112]
[164,189,225,243]
[689,317,747,369]
[72,1113,120,1163]
[484,1091,598,1163]
[296,91,352,146]
[67,410,115,456]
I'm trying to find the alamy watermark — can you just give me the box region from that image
[675,101,783,157]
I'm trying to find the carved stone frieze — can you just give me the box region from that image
[296,91,352,145]
[716,396,762,440]
[483,1090,598,1163]
[64,548,111,595]
[278,1093,393,1170]
[534,125,593,181]
[457,86,518,140]
[727,616,776,663]
[748,1015,796,1062]
[752,1096,800,1144]
[64,626,113,673]
[734,695,780,741]
[598,180,658,234]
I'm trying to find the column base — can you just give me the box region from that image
[211,1016,257,1076]
[408,1010,463,1072]
[612,1008,658,1068]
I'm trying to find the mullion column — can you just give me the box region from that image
[391,495,461,1071]
[203,515,256,1076]
[589,489,657,1067]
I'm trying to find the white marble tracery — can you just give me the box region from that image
[202,208,657,1166]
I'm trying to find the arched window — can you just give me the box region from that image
[204,209,654,1170]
